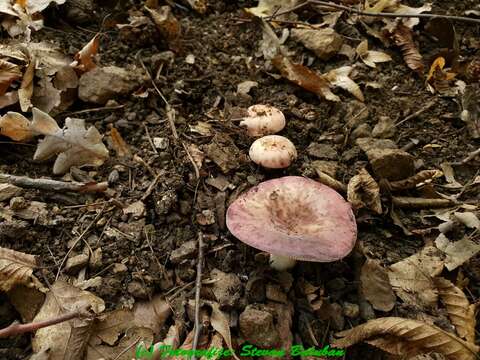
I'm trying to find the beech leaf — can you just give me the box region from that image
[0,247,41,292]
[434,277,477,343]
[360,259,395,312]
[31,280,105,360]
[392,24,424,74]
[333,317,479,360]
[70,34,100,73]
[30,108,109,174]
[356,40,392,68]
[0,111,34,141]
[387,246,444,309]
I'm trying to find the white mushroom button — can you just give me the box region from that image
[240,104,286,137]
[249,135,297,169]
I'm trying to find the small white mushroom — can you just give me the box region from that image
[249,135,297,169]
[240,104,286,137]
[269,254,297,271]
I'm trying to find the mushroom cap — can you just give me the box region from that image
[240,104,286,137]
[249,135,297,169]
[226,176,357,262]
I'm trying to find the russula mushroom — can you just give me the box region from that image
[249,135,297,169]
[240,104,286,137]
[226,176,357,271]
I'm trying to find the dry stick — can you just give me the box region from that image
[269,0,480,24]
[0,310,79,338]
[62,105,125,117]
[0,173,108,193]
[55,207,106,281]
[182,142,200,179]
[136,51,179,140]
[452,147,480,166]
[395,100,436,127]
[191,232,204,360]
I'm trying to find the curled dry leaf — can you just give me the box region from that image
[323,66,364,102]
[388,169,442,191]
[0,58,21,95]
[145,6,181,44]
[434,277,476,343]
[272,55,364,102]
[187,143,205,170]
[30,108,109,174]
[388,246,444,309]
[435,234,480,271]
[272,54,338,101]
[31,280,105,360]
[356,40,392,68]
[245,0,298,18]
[333,317,479,360]
[0,247,41,292]
[0,111,34,141]
[347,168,382,214]
[109,127,131,158]
[360,259,395,312]
[392,24,424,74]
[185,0,207,14]
[18,56,34,112]
[71,34,100,73]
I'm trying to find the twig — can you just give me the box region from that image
[141,172,162,201]
[191,232,204,360]
[269,0,480,25]
[0,173,108,193]
[0,310,80,338]
[451,147,480,166]
[55,207,106,281]
[143,123,158,154]
[182,142,200,179]
[136,50,179,140]
[62,105,125,117]
[395,100,436,127]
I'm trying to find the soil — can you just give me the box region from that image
[0,0,479,359]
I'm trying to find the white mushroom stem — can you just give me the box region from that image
[269,254,297,271]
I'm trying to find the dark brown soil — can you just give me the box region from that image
[1,0,479,359]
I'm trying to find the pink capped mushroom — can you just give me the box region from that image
[226,176,357,271]
[240,104,286,137]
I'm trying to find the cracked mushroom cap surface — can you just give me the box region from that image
[226,176,357,262]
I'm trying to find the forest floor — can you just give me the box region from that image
[0,0,479,359]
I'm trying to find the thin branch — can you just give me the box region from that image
[0,311,80,338]
[395,100,436,127]
[191,232,204,360]
[268,0,480,25]
[452,147,480,166]
[0,173,108,193]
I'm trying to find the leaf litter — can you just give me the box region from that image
[0,0,480,359]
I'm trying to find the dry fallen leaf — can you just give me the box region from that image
[347,168,382,214]
[333,317,479,360]
[109,127,131,158]
[31,279,105,360]
[205,301,241,360]
[30,108,109,174]
[187,143,205,170]
[360,259,396,312]
[246,0,298,18]
[356,40,392,68]
[185,0,207,14]
[435,234,480,271]
[145,6,181,44]
[323,66,364,102]
[0,247,42,292]
[272,54,338,101]
[0,58,21,95]
[434,277,476,343]
[18,55,34,112]
[392,24,424,74]
[388,246,444,309]
[71,34,100,73]
[0,111,33,141]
